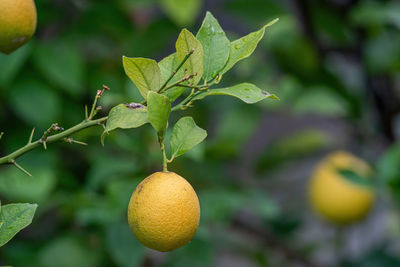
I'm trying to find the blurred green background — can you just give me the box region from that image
[1,0,400,266]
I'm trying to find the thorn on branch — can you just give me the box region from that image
[0,132,3,141]
[10,160,33,177]
[64,137,88,146]
[40,139,47,150]
[85,105,89,120]
[27,128,35,144]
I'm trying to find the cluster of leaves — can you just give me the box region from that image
[103,12,278,167]
[0,11,278,250]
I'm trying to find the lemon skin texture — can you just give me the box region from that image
[128,171,200,252]
[309,151,375,225]
[0,0,37,54]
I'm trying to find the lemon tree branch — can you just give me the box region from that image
[0,87,110,176]
[0,117,108,166]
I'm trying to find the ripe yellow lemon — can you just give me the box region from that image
[309,151,375,224]
[0,0,37,54]
[128,171,200,252]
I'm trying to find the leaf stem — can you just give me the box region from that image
[175,84,208,91]
[171,89,202,111]
[167,154,175,163]
[159,72,198,95]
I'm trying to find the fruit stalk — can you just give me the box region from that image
[158,137,168,172]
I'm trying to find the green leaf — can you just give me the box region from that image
[337,169,375,188]
[159,53,179,85]
[158,53,186,101]
[0,203,38,247]
[192,83,279,104]
[196,12,230,81]
[176,29,204,85]
[102,104,148,144]
[160,0,202,26]
[170,117,207,158]
[147,91,171,136]
[221,18,278,74]
[122,57,161,99]
[164,87,186,102]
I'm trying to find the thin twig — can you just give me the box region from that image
[175,84,208,91]
[171,89,202,111]
[88,85,109,121]
[158,48,195,93]
[89,94,101,120]
[159,73,198,94]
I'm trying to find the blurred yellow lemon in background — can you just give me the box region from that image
[128,171,200,252]
[0,0,37,54]
[309,151,375,224]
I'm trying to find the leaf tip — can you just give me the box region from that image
[269,94,280,100]
[267,18,279,27]
[205,11,214,18]
[100,132,107,147]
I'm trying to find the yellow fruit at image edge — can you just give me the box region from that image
[0,0,37,54]
[128,172,200,252]
[309,151,375,224]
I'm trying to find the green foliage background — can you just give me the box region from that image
[1,0,400,266]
